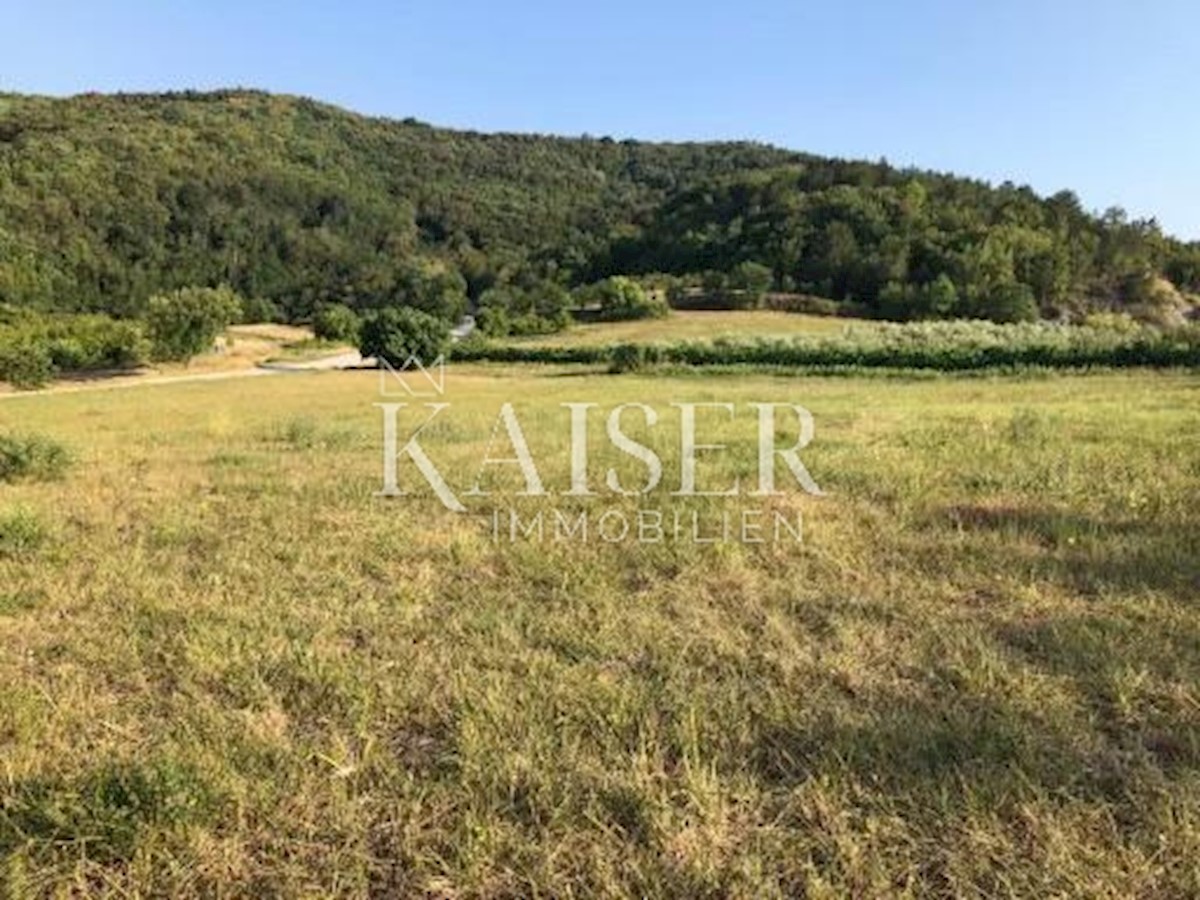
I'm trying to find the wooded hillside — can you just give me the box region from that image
[1,89,1196,323]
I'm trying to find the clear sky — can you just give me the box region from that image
[3,0,1196,239]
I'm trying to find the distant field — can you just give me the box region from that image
[513,309,854,346]
[1,367,1198,896]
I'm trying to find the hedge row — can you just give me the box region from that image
[453,321,1200,373]
[0,309,149,388]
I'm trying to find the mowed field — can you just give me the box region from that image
[1,365,1199,897]
[511,310,852,346]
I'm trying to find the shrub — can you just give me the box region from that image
[476,281,572,337]
[664,268,776,311]
[0,339,54,389]
[0,312,148,388]
[975,282,1039,324]
[609,343,665,373]
[146,285,243,362]
[475,304,511,338]
[509,311,571,336]
[1082,312,1141,333]
[312,303,361,343]
[879,276,961,321]
[610,343,646,373]
[575,277,669,322]
[1,316,148,388]
[1122,275,1190,326]
[239,295,284,324]
[728,261,773,304]
[670,289,755,311]
[359,306,450,367]
[0,433,71,483]
[44,316,149,370]
[764,294,843,316]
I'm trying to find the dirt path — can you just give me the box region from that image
[0,350,367,401]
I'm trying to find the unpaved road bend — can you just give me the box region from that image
[0,351,367,401]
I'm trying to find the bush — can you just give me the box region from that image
[1082,312,1141,333]
[669,289,758,311]
[575,277,669,322]
[664,268,776,311]
[609,343,645,373]
[359,306,450,367]
[476,281,572,337]
[146,285,243,362]
[475,304,511,338]
[879,276,961,321]
[975,282,1039,324]
[312,303,361,343]
[239,295,284,324]
[609,343,665,373]
[728,261,773,304]
[0,339,54,389]
[764,294,843,316]
[0,312,149,388]
[0,433,71,483]
[44,316,149,370]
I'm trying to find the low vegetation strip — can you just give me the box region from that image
[455,320,1200,372]
[0,288,246,389]
[0,310,149,388]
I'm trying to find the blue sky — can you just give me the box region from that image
[3,0,1196,239]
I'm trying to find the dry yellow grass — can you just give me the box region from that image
[513,310,853,347]
[0,366,1198,896]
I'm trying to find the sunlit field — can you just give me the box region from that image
[512,310,853,346]
[2,366,1199,897]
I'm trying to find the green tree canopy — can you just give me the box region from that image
[146,286,242,362]
[358,307,449,367]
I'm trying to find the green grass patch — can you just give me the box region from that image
[0,433,71,483]
[0,758,220,865]
[0,508,47,557]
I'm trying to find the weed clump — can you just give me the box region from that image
[0,433,71,483]
[0,508,47,557]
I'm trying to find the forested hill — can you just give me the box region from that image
[1,89,1197,323]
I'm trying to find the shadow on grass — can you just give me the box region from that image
[750,683,1116,803]
[0,758,219,864]
[935,503,1200,603]
[998,611,1200,770]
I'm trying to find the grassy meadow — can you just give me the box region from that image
[510,310,851,346]
[1,364,1199,896]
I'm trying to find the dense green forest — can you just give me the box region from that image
[0,89,1197,324]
